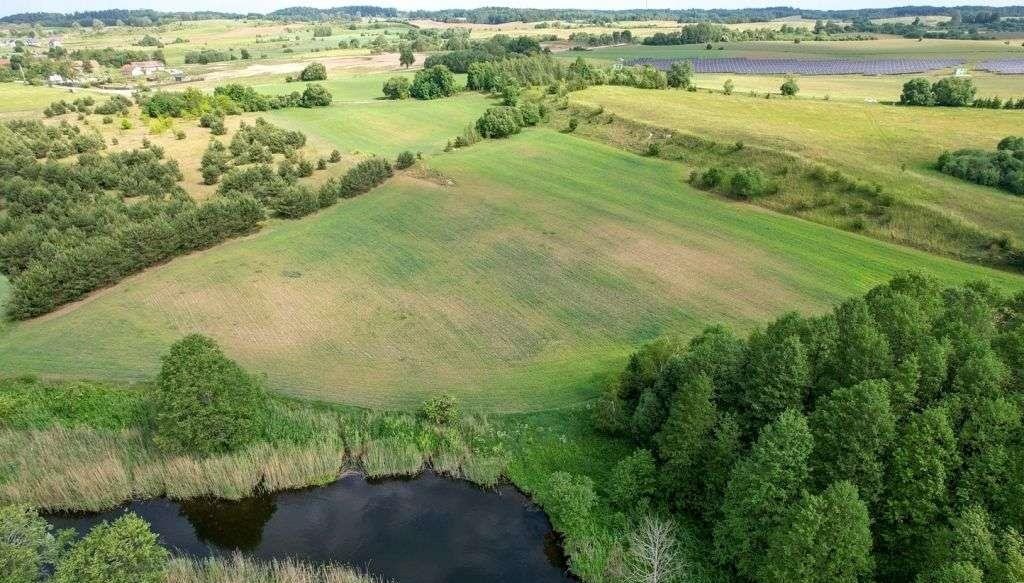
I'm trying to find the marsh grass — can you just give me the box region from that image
[0,379,511,510]
[166,553,387,583]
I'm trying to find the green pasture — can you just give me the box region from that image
[690,70,1024,102]
[572,85,1024,246]
[568,38,1024,64]
[0,83,101,117]
[0,129,1019,411]
[264,84,489,157]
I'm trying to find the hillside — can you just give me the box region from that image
[1,129,1019,411]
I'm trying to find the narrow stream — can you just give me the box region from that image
[46,471,572,583]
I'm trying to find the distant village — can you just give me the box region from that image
[0,31,185,87]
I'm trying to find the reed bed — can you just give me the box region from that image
[0,381,511,511]
[165,553,388,583]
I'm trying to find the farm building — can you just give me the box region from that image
[121,60,164,77]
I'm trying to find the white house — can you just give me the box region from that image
[47,73,64,84]
[121,60,164,77]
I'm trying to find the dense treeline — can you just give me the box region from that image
[0,120,262,319]
[938,136,1024,195]
[596,272,1024,582]
[422,33,543,73]
[0,6,395,26]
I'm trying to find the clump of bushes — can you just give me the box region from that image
[319,157,393,205]
[298,61,327,81]
[729,167,768,198]
[900,76,977,107]
[395,150,417,169]
[382,76,411,100]
[476,106,524,139]
[937,135,1024,195]
[419,393,460,425]
[780,76,799,96]
[473,101,545,141]
[410,65,459,100]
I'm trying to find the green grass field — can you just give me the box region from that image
[690,70,1024,102]
[0,84,102,117]
[0,129,1019,411]
[264,82,490,157]
[569,38,1024,64]
[572,86,1024,247]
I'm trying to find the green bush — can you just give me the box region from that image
[899,77,935,106]
[54,513,168,583]
[933,77,976,107]
[298,61,327,81]
[151,334,269,456]
[518,101,542,126]
[667,61,693,89]
[780,77,799,96]
[536,472,597,534]
[475,106,524,139]
[410,65,459,100]
[272,185,320,218]
[0,504,70,583]
[395,150,416,169]
[382,76,411,100]
[699,166,724,188]
[300,83,332,108]
[729,167,768,198]
[419,393,460,425]
[319,157,394,204]
[607,449,658,511]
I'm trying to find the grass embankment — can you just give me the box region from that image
[0,376,635,580]
[563,86,1024,267]
[0,130,1020,410]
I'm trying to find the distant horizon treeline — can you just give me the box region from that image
[4,5,1024,27]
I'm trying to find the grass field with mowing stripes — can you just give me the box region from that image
[0,130,1020,411]
[572,85,1024,250]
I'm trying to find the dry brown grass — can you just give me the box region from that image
[166,553,387,583]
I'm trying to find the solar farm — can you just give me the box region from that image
[979,59,1024,74]
[626,57,968,75]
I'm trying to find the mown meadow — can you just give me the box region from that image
[568,85,1024,262]
[0,129,1020,411]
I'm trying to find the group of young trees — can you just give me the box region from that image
[900,77,978,107]
[595,272,1024,582]
[141,83,332,121]
[0,119,263,319]
[938,136,1024,195]
[2,505,169,583]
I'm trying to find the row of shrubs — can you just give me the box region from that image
[691,165,772,199]
[215,155,397,220]
[140,83,332,120]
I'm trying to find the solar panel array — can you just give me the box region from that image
[624,57,966,75]
[977,60,1024,74]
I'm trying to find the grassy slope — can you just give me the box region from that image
[0,130,1019,411]
[573,85,1024,243]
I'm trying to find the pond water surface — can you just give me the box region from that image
[47,471,571,583]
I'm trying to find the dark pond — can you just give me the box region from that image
[46,471,571,583]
